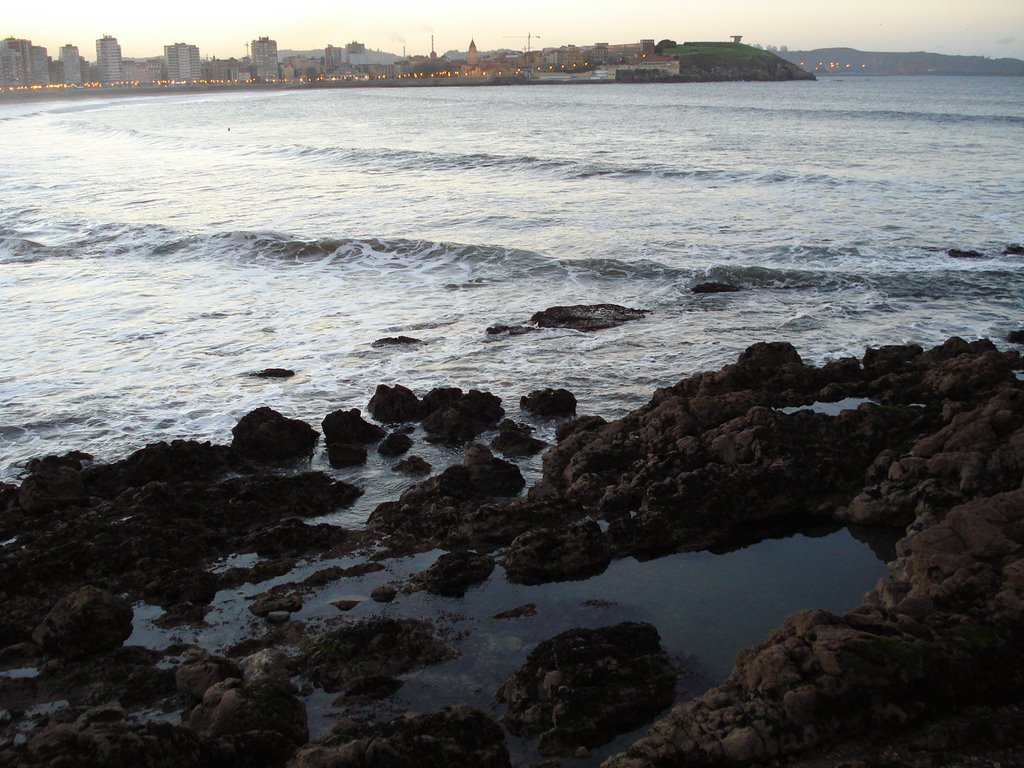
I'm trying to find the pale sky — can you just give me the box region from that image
[6,0,1023,61]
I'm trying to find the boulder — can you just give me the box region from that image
[378,432,414,456]
[392,455,432,475]
[231,407,318,462]
[287,706,511,768]
[496,622,676,755]
[412,551,495,597]
[422,390,505,444]
[1008,330,1024,344]
[531,303,649,331]
[491,420,547,457]
[504,521,611,584]
[520,388,577,418]
[321,408,386,444]
[463,444,525,496]
[17,455,90,513]
[367,384,423,422]
[326,442,367,468]
[185,678,308,761]
[175,650,243,701]
[32,585,134,658]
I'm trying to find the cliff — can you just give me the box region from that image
[618,42,815,83]
[779,47,1024,76]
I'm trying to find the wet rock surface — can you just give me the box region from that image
[530,304,650,332]
[3,335,1024,767]
[288,706,511,768]
[496,622,677,755]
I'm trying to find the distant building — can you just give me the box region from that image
[251,36,278,81]
[164,42,201,81]
[207,57,241,82]
[346,41,367,66]
[467,39,478,67]
[1,38,50,86]
[59,44,83,85]
[123,59,162,84]
[96,35,123,83]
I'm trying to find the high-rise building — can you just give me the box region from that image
[59,44,83,85]
[164,42,201,81]
[251,36,278,81]
[30,45,50,85]
[96,35,123,83]
[1,38,30,86]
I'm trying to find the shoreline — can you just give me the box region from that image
[2,333,1023,766]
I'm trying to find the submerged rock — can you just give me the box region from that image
[491,420,547,457]
[378,431,414,456]
[530,303,649,331]
[496,622,676,755]
[299,617,453,693]
[251,368,295,378]
[372,335,423,346]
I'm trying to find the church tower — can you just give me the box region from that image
[467,38,478,68]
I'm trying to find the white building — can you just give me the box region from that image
[164,42,201,81]
[96,35,123,83]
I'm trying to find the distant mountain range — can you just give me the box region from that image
[777,48,1024,76]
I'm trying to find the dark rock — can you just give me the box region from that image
[18,458,89,513]
[252,368,295,378]
[492,420,547,457]
[321,407,386,445]
[691,281,741,293]
[520,388,577,418]
[21,718,205,768]
[531,303,649,332]
[486,324,536,336]
[1007,330,1024,344]
[370,584,398,603]
[1005,244,1024,255]
[289,706,511,768]
[372,335,423,347]
[948,248,984,258]
[175,650,243,701]
[82,440,234,497]
[496,622,676,755]
[378,432,414,456]
[330,598,362,612]
[422,390,505,444]
[184,677,308,750]
[231,407,318,462]
[326,442,367,468]
[463,444,525,496]
[421,386,465,414]
[32,586,134,659]
[392,455,432,476]
[494,603,538,619]
[300,617,453,692]
[555,414,607,442]
[412,551,496,597]
[505,521,611,584]
[367,383,423,422]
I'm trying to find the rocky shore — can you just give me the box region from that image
[2,332,1023,767]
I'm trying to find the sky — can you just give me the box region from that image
[5,0,1023,61]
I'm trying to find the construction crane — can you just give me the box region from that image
[503,33,541,54]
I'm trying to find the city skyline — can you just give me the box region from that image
[4,0,1023,62]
